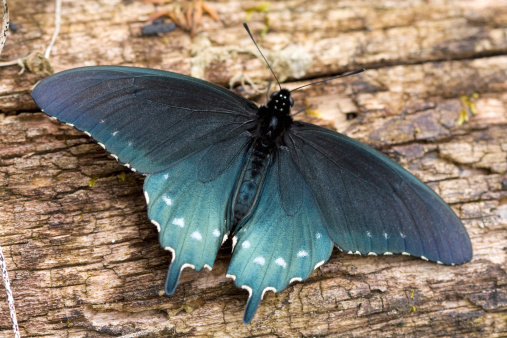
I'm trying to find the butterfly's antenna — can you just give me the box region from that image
[290,68,366,93]
[243,22,282,91]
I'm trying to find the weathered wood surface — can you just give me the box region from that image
[0,0,506,336]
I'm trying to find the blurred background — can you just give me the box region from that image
[0,0,506,336]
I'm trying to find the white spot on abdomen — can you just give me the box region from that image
[274,257,287,268]
[172,218,185,228]
[253,256,265,266]
[191,231,202,241]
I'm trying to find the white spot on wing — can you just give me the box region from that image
[316,232,322,239]
[144,191,150,204]
[253,256,265,266]
[289,277,302,284]
[421,256,429,261]
[297,250,309,257]
[66,123,74,127]
[366,231,372,238]
[164,246,175,263]
[212,228,220,237]
[191,231,202,241]
[384,232,389,239]
[437,261,443,265]
[222,234,228,244]
[84,131,91,137]
[241,285,253,298]
[402,252,410,256]
[225,273,236,281]
[111,154,118,160]
[261,286,276,300]
[163,174,169,180]
[314,260,325,270]
[151,220,160,232]
[400,232,407,238]
[384,252,393,255]
[181,263,196,271]
[368,252,377,256]
[347,251,353,255]
[354,251,361,255]
[112,131,119,136]
[172,218,185,228]
[204,264,212,271]
[98,142,106,149]
[162,195,172,206]
[242,240,251,249]
[274,257,287,268]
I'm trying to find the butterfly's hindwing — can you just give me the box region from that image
[143,133,251,294]
[227,147,333,324]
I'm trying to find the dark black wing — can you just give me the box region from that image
[31,66,257,174]
[285,122,472,265]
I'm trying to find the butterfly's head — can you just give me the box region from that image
[267,88,294,117]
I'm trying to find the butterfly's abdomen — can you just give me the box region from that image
[231,142,272,227]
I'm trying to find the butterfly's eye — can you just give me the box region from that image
[289,97,294,107]
[270,91,279,99]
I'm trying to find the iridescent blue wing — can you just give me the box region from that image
[31,66,257,174]
[286,122,473,265]
[144,132,251,294]
[227,147,334,324]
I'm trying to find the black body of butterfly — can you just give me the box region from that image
[31,30,472,325]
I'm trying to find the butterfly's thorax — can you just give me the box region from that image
[231,89,293,229]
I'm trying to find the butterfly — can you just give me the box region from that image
[30,25,472,324]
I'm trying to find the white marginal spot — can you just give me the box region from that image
[261,286,276,300]
[163,173,169,180]
[212,228,220,238]
[125,163,131,169]
[144,191,150,204]
[242,240,251,249]
[98,142,106,149]
[66,123,74,127]
[151,220,161,232]
[402,252,411,256]
[274,257,287,268]
[421,256,429,261]
[316,232,322,239]
[400,232,407,238]
[232,236,238,252]
[366,231,372,238]
[314,260,325,270]
[162,195,172,206]
[181,263,196,271]
[131,168,137,173]
[384,252,393,255]
[354,251,361,255]
[451,263,456,266]
[111,154,119,161]
[241,285,253,298]
[289,277,303,284]
[84,131,91,137]
[172,218,185,228]
[368,252,377,256]
[253,256,265,266]
[204,264,212,271]
[347,251,353,255]
[191,231,202,241]
[165,246,176,263]
[222,234,228,245]
[437,261,443,265]
[225,273,236,281]
[297,250,309,257]
[112,131,119,136]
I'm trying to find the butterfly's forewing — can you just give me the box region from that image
[31,66,257,174]
[144,132,251,294]
[286,122,473,265]
[227,147,334,324]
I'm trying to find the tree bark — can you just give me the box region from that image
[0,0,506,336]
